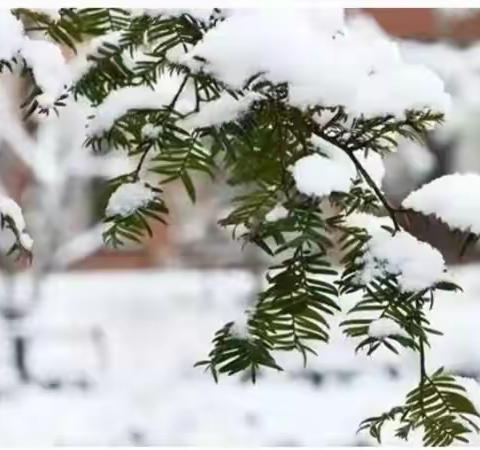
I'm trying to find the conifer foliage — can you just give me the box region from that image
[2,7,480,445]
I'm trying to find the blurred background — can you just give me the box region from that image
[0,8,480,446]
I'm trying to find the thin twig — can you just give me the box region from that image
[134,74,190,179]
[310,125,401,231]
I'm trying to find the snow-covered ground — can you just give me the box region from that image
[0,266,478,446]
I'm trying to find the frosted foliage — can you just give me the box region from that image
[106,182,154,217]
[291,153,354,198]
[180,8,450,119]
[368,318,404,338]
[345,212,391,236]
[144,8,214,22]
[88,81,192,136]
[21,39,71,100]
[265,204,289,222]
[0,196,33,250]
[403,173,480,235]
[0,10,24,61]
[69,31,124,82]
[360,231,446,292]
[180,92,259,130]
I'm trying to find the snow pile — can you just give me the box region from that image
[368,318,405,338]
[21,39,71,101]
[180,92,259,130]
[88,81,192,136]
[403,173,480,235]
[230,312,251,339]
[0,196,33,250]
[0,267,480,445]
[0,10,24,61]
[265,204,288,222]
[179,8,450,119]
[0,11,70,101]
[291,153,354,198]
[291,136,385,198]
[141,123,162,140]
[345,212,392,236]
[106,182,155,217]
[360,231,446,292]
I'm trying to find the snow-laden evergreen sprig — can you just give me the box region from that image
[6,7,480,445]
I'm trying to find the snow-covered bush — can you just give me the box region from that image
[2,7,480,445]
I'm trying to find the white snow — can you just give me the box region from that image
[180,92,259,130]
[143,8,214,22]
[21,39,71,100]
[141,123,162,140]
[179,8,450,119]
[403,173,480,235]
[88,81,192,136]
[106,182,155,217]
[368,318,405,338]
[350,64,450,119]
[360,230,446,292]
[265,204,288,222]
[290,137,385,198]
[0,196,33,250]
[345,212,392,236]
[291,153,353,198]
[230,312,251,339]
[0,10,24,62]
[0,266,479,445]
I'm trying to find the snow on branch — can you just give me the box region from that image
[403,173,480,235]
[106,181,155,218]
[359,230,446,293]
[179,8,450,119]
[0,195,33,252]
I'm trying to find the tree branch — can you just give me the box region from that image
[310,124,401,231]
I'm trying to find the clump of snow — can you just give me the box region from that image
[345,212,392,236]
[291,153,354,198]
[0,196,33,250]
[350,64,450,118]
[368,318,404,338]
[106,182,155,217]
[403,173,480,235]
[21,39,71,100]
[180,92,259,130]
[290,136,385,198]
[230,311,252,339]
[33,8,61,22]
[19,232,34,251]
[179,8,450,119]
[0,10,24,62]
[290,136,358,197]
[265,204,289,222]
[141,123,162,140]
[36,93,57,109]
[360,231,446,292]
[88,80,193,136]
